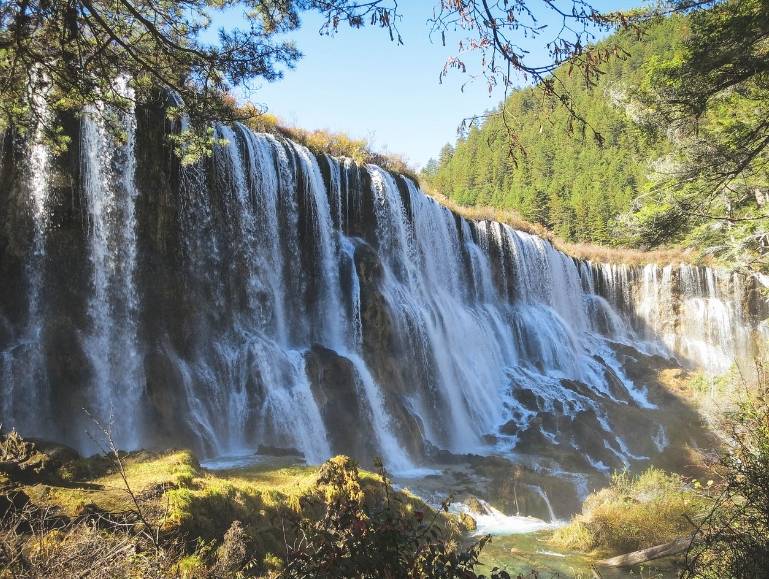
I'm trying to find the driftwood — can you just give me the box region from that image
[596,536,692,567]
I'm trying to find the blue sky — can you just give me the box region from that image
[215,1,643,168]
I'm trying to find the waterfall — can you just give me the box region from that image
[530,485,559,523]
[79,80,143,449]
[1,113,767,476]
[588,262,765,372]
[0,99,53,436]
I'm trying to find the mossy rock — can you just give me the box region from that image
[464,496,490,515]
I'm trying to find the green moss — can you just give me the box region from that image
[173,554,207,578]
[21,450,199,515]
[13,449,467,573]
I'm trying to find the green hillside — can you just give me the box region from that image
[422,17,686,246]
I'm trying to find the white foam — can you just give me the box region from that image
[450,500,562,536]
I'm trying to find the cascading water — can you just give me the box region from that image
[79,81,143,450]
[0,97,53,437]
[584,262,768,372]
[1,105,767,480]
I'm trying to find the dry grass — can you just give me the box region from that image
[0,501,186,578]
[424,189,554,240]
[550,468,705,555]
[555,240,704,266]
[236,106,418,180]
[422,186,702,266]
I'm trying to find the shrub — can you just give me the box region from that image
[281,456,507,578]
[683,363,769,578]
[0,429,34,463]
[0,497,186,577]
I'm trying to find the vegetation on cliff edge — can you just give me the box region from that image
[424,3,769,272]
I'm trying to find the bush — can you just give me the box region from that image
[0,496,186,577]
[551,467,704,554]
[280,456,507,578]
[683,363,769,578]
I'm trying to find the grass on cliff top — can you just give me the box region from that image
[424,187,702,267]
[236,104,419,181]
[550,467,706,556]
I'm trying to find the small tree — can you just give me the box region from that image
[684,362,769,578]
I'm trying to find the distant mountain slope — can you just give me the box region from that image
[422,16,686,246]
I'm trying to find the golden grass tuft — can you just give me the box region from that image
[555,240,704,267]
[550,467,705,555]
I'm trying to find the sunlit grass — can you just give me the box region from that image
[17,448,452,565]
[24,450,197,515]
[550,467,706,555]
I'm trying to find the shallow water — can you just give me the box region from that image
[200,451,304,471]
[396,466,681,578]
[476,532,679,578]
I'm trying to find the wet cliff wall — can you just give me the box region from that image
[1,97,766,475]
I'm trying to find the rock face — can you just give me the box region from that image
[0,431,81,485]
[305,344,375,460]
[0,101,767,484]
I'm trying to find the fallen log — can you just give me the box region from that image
[596,536,692,568]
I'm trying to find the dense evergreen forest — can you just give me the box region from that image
[421,13,767,271]
[422,17,682,245]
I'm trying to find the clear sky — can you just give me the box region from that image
[216,1,643,169]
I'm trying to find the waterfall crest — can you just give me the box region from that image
[0,110,766,473]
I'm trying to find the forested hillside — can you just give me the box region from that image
[422,17,684,246]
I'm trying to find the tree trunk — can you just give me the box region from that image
[596,536,692,568]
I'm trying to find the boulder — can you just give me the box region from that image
[464,496,491,516]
